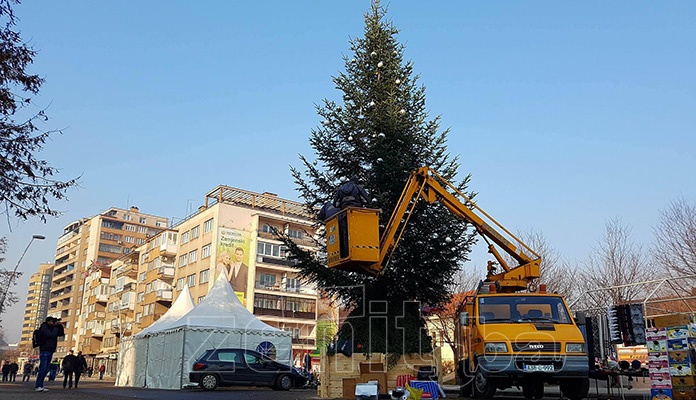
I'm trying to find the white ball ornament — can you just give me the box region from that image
[378,133,385,139]
[377,61,384,68]
[369,100,376,107]
[399,109,406,115]
[348,136,353,141]
[445,237,452,243]
[371,51,377,56]
[377,158,383,163]
[395,79,401,84]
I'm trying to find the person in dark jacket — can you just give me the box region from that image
[333,176,369,209]
[74,351,87,388]
[9,361,18,382]
[22,363,32,382]
[61,350,77,389]
[35,316,65,392]
[333,176,370,258]
[1,361,9,382]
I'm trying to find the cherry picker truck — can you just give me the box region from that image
[325,166,590,400]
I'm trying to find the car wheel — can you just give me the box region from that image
[199,373,219,391]
[276,374,293,391]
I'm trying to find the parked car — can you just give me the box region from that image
[189,348,307,391]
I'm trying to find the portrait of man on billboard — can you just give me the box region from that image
[216,228,250,301]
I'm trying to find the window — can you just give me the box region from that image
[100,232,123,241]
[139,217,147,224]
[125,224,136,232]
[262,224,278,233]
[258,273,276,288]
[189,249,198,263]
[156,221,167,228]
[187,274,196,287]
[176,278,184,290]
[181,231,190,244]
[137,226,147,234]
[136,238,145,245]
[123,214,132,221]
[288,228,304,239]
[198,296,205,304]
[137,292,144,303]
[202,244,211,259]
[103,219,124,230]
[146,283,152,293]
[204,218,214,233]
[179,254,188,267]
[191,225,200,239]
[98,244,122,254]
[257,242,285,258]
[200,269,210,284]
[124,236,134,243]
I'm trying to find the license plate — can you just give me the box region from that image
[523,364,554,372]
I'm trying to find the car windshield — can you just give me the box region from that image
[477,295,573,324]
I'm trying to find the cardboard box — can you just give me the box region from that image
[672,376,696,388]
[648,328,669,340]
[671,339,690,351]
[342,378,357,400]
[359,362,386,374]
[652,389,674,400]
[358,373,388,394]
[651,352,670,362]
[653,372,674,388]
[651,360,670,370]
[670,363,694,377]
[654,315,692,329]
[670,327,691,339]
[651,340,669,352]
[674,388,696,400]
[671,351,692,364]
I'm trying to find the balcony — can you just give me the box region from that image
[157,266,175,279]
[115,264,138,279]
[89,327,105,337]
[111,321,133,335]
[253,307,316,320]
[57,230,79,246]
[292,337,316,346]
[94,294,109,303]
[155,289,173,302]
[115,282,136,293]
[159,243,177,256]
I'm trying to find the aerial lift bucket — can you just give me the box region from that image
[326,207,381,274]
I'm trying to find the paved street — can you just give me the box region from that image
[0,379,324,400]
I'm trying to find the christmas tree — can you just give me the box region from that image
[283,1,476,356]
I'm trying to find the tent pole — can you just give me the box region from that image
[180,328,187,389]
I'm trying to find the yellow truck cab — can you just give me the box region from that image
[456,285,589,399]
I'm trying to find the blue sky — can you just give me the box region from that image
[1,1,694,342]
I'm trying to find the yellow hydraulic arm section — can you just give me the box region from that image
[375,167,541,292]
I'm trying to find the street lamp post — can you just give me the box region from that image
[0,234,46,316]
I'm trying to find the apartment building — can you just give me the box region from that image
[17,263,54,355]
[49,206,167,357]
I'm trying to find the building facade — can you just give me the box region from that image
[17,263,54,355]
[50,206,168,357]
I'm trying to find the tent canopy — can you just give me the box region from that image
[135,285,195,337]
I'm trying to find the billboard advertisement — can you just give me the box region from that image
[216,228,251,303]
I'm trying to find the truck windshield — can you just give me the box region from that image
[477,296,572,324]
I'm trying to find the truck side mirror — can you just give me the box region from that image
[575,311,586,325]
[459,312,469,326]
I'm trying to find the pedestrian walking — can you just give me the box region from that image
[87,365,93,377]
[9,361,18,382]
[98,363,105,380]
[75,351,87,388]
[1,361,9,382]
[61,350,77,389]
[48,360,59,381]
[34,316,65,392]
[22,363,32,382]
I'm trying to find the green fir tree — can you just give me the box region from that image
[282,2,476,356]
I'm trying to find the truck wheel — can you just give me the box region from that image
[522,379,544,399]
[473,367,496,399]
[560,377,590,400]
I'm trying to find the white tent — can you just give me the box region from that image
[116,285,196,387]
[117,274,292,390]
